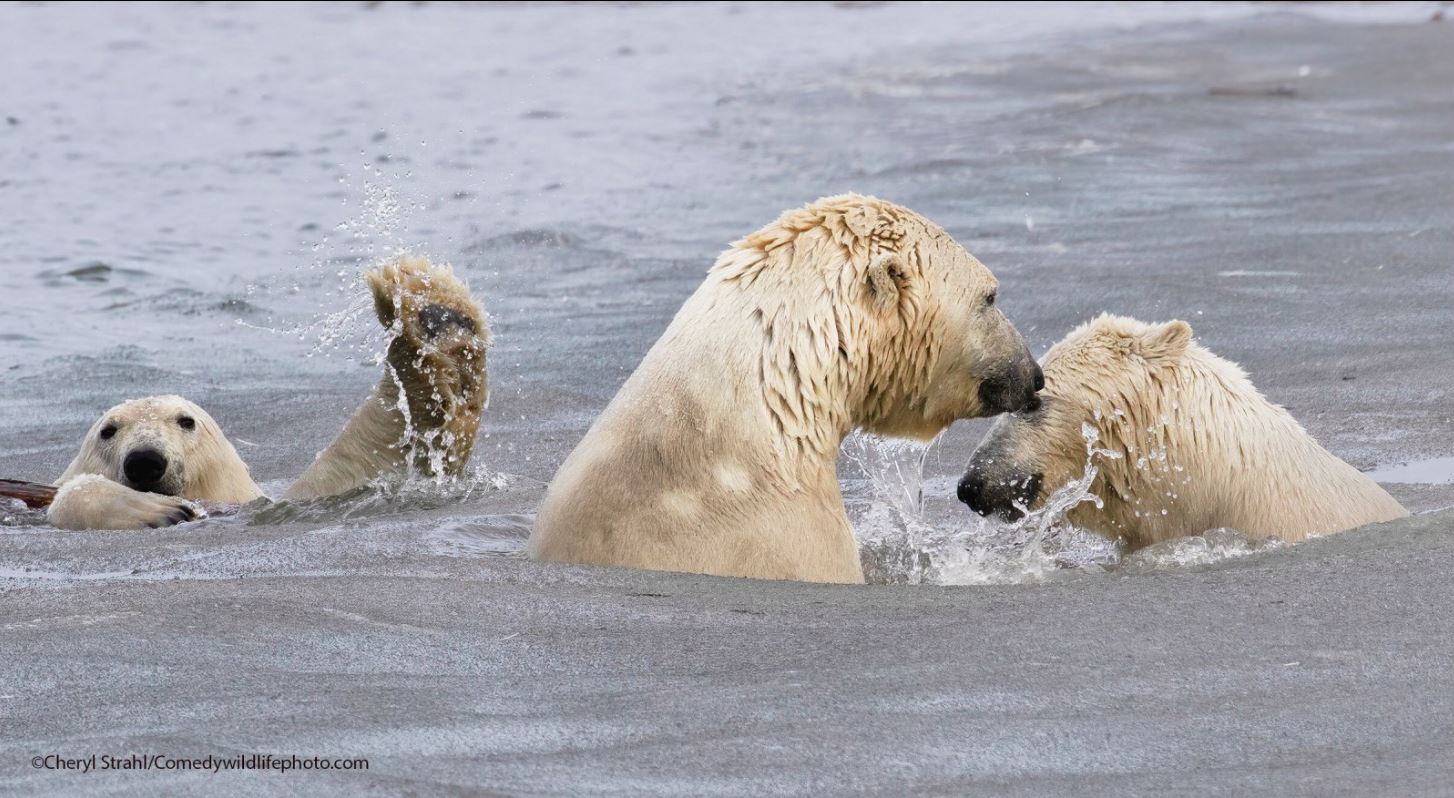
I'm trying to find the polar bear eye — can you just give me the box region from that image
[985,291,997,307]
[99,424,117,440]
[177,415,197,431]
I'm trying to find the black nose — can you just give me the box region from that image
[957,469,1042,523]
[123,449,168,486]
[957,473,987,509]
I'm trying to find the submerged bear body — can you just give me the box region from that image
[531,194,1041,582]
[959,314,1408,548]
[47,257,490,530]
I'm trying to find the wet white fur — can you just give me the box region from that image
[49,396,256,530]
[530,194,1031,582]
[47,257,488,530]
[1019,315,1409,547]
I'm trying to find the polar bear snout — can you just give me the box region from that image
[979,359,1044,415]
[958,468,1042,522]
[122,448,171,492]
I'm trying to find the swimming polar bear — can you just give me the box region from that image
[46,257,490,530]
[958,314,1408,548]
[530,194,1043,583]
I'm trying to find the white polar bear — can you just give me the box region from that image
[530,194,1043,583]
[958,314,1409,548]
[46,257,490,530]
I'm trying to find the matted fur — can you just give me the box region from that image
[530,194,1038,583]
[48,256,489,529]
[48,396,262,530]
[963,314,1408,548]
[285,257,490,499]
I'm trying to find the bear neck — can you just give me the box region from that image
[1083,347,1403,546]
[643,283,864,490]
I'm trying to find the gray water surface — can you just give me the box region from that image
[2,2,1453,795]
[1368,456,1454,484]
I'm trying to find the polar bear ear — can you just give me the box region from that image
[1138,320,1193,363]
[865,253,905,310]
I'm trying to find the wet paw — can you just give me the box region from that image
[134,493,205,529]
[47,475,207,530]
[145,499,202,528]
[361,256,491,479]
[366,255,489,403]
[365,256,488,349]
[417,303,478,338]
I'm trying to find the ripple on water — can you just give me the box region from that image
[426,515,533,558]
[1366,457,1454,485]
[38,262,153,287]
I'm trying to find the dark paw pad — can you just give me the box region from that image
[417,304,476,338]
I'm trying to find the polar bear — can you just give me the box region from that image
[529,194,1043,583]
[46,256,490,530]
[957,314,1408,548]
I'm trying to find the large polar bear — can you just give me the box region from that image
[957,314,1408,548]
[46,257,490,530]
[530,194,1044,583]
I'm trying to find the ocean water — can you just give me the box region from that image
[3,1,1446,587]
[2,3,1452,795]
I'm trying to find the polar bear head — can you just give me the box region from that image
[712,194,1042,449]
[58,395,263,503]
[956,314,1194,525]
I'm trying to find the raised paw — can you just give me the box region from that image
[416,303,478,339]
[365,257,490,471]
[366,256,489,353]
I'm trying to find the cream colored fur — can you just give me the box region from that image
[48,257,489,530]
[285,258,490,499]
[977,314,1408,548]
[48,397,259,529]
[530,194,1037,582]
[47,474,206,531]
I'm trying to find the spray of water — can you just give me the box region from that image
[846,424,1121,585]
[246,464,519,526]
[239,160,434,361]
[232,160,496,502]
[846,422,1277,584]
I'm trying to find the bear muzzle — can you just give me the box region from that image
[122,448,173,494]
[958,469,1042,522]
[978,360,1044,415]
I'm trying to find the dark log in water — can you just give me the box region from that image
[0,479,57,509]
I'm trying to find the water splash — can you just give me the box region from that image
[847,423,1272,585]
[1120,528,1283,572]
[848,424,1118,585]
[842,433,942,584]
[247,465,517,526]
[239,160,433,361]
